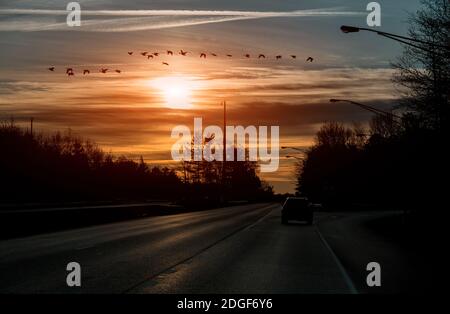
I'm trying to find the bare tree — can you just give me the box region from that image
[392,0,450,131]
[315,122,354,147]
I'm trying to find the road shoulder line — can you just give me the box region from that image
[315,225,358,294]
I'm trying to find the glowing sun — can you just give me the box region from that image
[151,76,193,109]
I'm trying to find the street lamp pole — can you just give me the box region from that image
[222,100,226,181]
[286,155,304,161]
[340,25,449,54]
[329,98,402,125]
[281,146,307,152]
[221,100,227,203]
[282,147,307,163]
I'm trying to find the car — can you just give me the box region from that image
[281,197,313,225]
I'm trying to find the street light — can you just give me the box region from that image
[340,25,361,34]
[329,98,402,125]
[340,25,449,54]
[282,147,306,163]
[281,146,307,152]
[286,155,304,161]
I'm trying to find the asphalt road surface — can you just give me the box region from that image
[0,203,355,294]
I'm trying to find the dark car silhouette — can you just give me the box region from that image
[281,197,313,225]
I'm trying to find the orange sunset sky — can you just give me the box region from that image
[0,0,422,193]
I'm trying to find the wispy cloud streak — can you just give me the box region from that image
[0,8,364,32]
[0,8,363,17]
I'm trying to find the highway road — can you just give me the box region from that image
[0,203,355,294]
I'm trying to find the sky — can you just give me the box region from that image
[0,0,422,193]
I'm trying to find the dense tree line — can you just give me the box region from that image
[297,118,441,211]
[0,121,182,203]
[0,121,272,204]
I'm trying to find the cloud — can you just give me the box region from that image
[0,8,364,32]
[0,79,49,93]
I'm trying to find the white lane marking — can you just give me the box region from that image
[123,203,277,293]
[315,226,358,294]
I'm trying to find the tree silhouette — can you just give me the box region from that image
[392,0,449,131]
[0,122,272,206]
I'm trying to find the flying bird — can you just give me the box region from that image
[153,52,160,56]
[306,57,314,62]
[147,55,153,59]
[245,54,250,58]
[83,70,90,75]
[167,50,173,56]
[128,52,133,55]
[179,50,188,56]
[211,53,217,57]
[258,54,266,59]
[115,70,121,74]
[48,67,55,72]
[291,55,297,59]
[200,53,207,59]
[141,52,148,56]
[100,68,108,73]
[67,72,74,77]
[226,54,233,57]
[162,62,169,66]
[66,68,74,74]
[276,55,282,60]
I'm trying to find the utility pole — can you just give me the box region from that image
[222,100,227,203]
[30,117,34,137]
[223,100,226,164]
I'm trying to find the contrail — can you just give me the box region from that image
[0,8,365,32]
[0,8,363,17]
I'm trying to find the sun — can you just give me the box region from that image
[151,76,193,109]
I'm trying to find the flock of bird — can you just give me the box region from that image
[48,50,315,76]
[48,66,122,76]
[128,50,315,66]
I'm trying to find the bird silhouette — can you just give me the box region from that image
[162,62,169,66]
[200,53,207,59]
[291,55,297,59]
[153,52,160,56]
[100,68,108,73]
[258,54,266,59]
[115,70,121,74]
[306,57,314,62]
[141,52,148,56]
[167,50,173,56]
[226,54,233,57]
[83,70,90,75]
[147,55,153,59]
[66,68,74,76]
[276,55,282,60]
[48,67,55,72]
[245,54,250,58]
[128,52,133,55]
[179,50,188,56]
[211,53,217,57]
